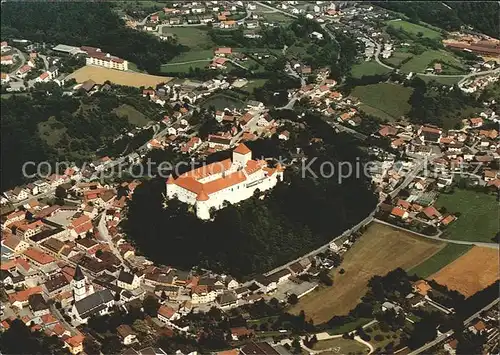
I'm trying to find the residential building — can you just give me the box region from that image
[81,46,128,71]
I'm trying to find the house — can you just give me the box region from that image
[469,117,483,128]
[434,63,442,74]
[157,304,181,323]
[390,206,409,220]
[231,327,254,341]
[418,125,442,143]
[28,293,50,317]
[278,130,290,141]
[215,47,232,57]
[412,280,432,296]
[444,339,458,355]
[117,270,141,290]
[64,334,85,355]
[43,273,71,299]
[420,206,441,221]
[210,56,228,69]
[117,324,137,345]
[468,320,487,335]
[1,55,13,65]
[9,286,43,309]
[216,291,238,309]
[254,275,277,293]
[191,285,217,304]
[36,72,51,83]
[310,31,324,40]
[68,215,93,239]
[381,301,403,313]
[1,72,10,84]
[2,235,29,254]
[16,64,32,78]
[207,134,231,149]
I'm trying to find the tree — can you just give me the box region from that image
[142,295,159,317]
[287,293,298,305]
[83,337,101,355]
[132,319,149,334]
[407,318,438,349]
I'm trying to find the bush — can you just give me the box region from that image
[365,327,373,333]
[339,268,345,274]
[374,334,385,342]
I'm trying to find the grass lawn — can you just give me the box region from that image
[161,60,210,73]
[367,327,402,349]
[242,78,268,93]
[312,338,370,353]
[351,83,413,121]
[351,61,392,78]
[161,27,213,48]
[200,94,246,110]
[254,4,294,23]
[168,49,214,63]
[408,244,472,278]
[416,74,462,86]
[400,50,466,73]
[435,189,499,243]
[113,104,149,126]
[326,318,372,335]
[386,20,442,39]
[289,222,444,323]
[384,50,413,67]
[38,116,66,146]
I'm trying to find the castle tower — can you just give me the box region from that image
[195,190,210,220]
[232,144,252,167]
[72,265,89,302]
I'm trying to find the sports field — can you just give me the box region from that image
[386,20,442,39]
[289,222,444,323]
[67,66,172,87]
[351,83,413,121]
[408,244,472,278]
[435,189,499,243]
[430,246,499,297]
[350,61,391,78]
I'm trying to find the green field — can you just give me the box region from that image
[200,94,246,110]
[400,50,466,73]
[161,60,210,73]
[113,104,149,126]
[326,318,372,335]
[254,4,294,23]
[38,116,66,146]
[435,189,499,243]
[384,50,413,67]
[386,20,442,39]
[351,61,392,78]
[312,337,370,353]
[161,27,213,48]
[351,83,413,121]
[242,78,268,93]
[417,74,462,86]
[408,244,472,278]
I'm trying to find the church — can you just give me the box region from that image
[166,144,284,219]
[70,265,114,324]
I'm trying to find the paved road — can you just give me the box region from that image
[8,47,26,76]
[408,299,499,355]
[374,218,499,249]
[97,211,126,265]
[255,1,298,19]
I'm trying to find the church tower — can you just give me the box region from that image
[72,265,91,302]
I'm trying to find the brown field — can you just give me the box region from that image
[67,65,172,87]
[289,222,445,324]
[430,246,499,297]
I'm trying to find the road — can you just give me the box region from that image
[374,218,499,249]
[97,211,126,265]
[8,47,26,76]
[408,299,499,355]
[255,1,298,19]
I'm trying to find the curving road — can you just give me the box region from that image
[374,218,499,249]
[8,47,26,76]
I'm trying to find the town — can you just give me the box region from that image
[1,1,499,355]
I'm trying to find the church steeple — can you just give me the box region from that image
[72,264,90,302]
[74,265,84,282]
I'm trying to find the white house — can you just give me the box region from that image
[117,324,137,345]
[117,270,141,291]
[191,286,217,304]
[157,304,181,323]
[166,144,284,219]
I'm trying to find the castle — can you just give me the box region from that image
[166,144,284,219]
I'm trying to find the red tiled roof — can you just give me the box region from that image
[8,286,43,303]
[24,247,55,265]
[234,143,251,155]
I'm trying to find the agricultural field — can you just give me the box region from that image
[350,61,392,78]
[67,66,172,87]
[435,189,499,243]
[386,20,442,39]
[400,50,466,74]
[113,104,150,126]
[351,83,413,121]
[289,222,444,324]
[311,338,370,354]
[416,74,462,86]
[430,246,499,297]
[408,244,472,278]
